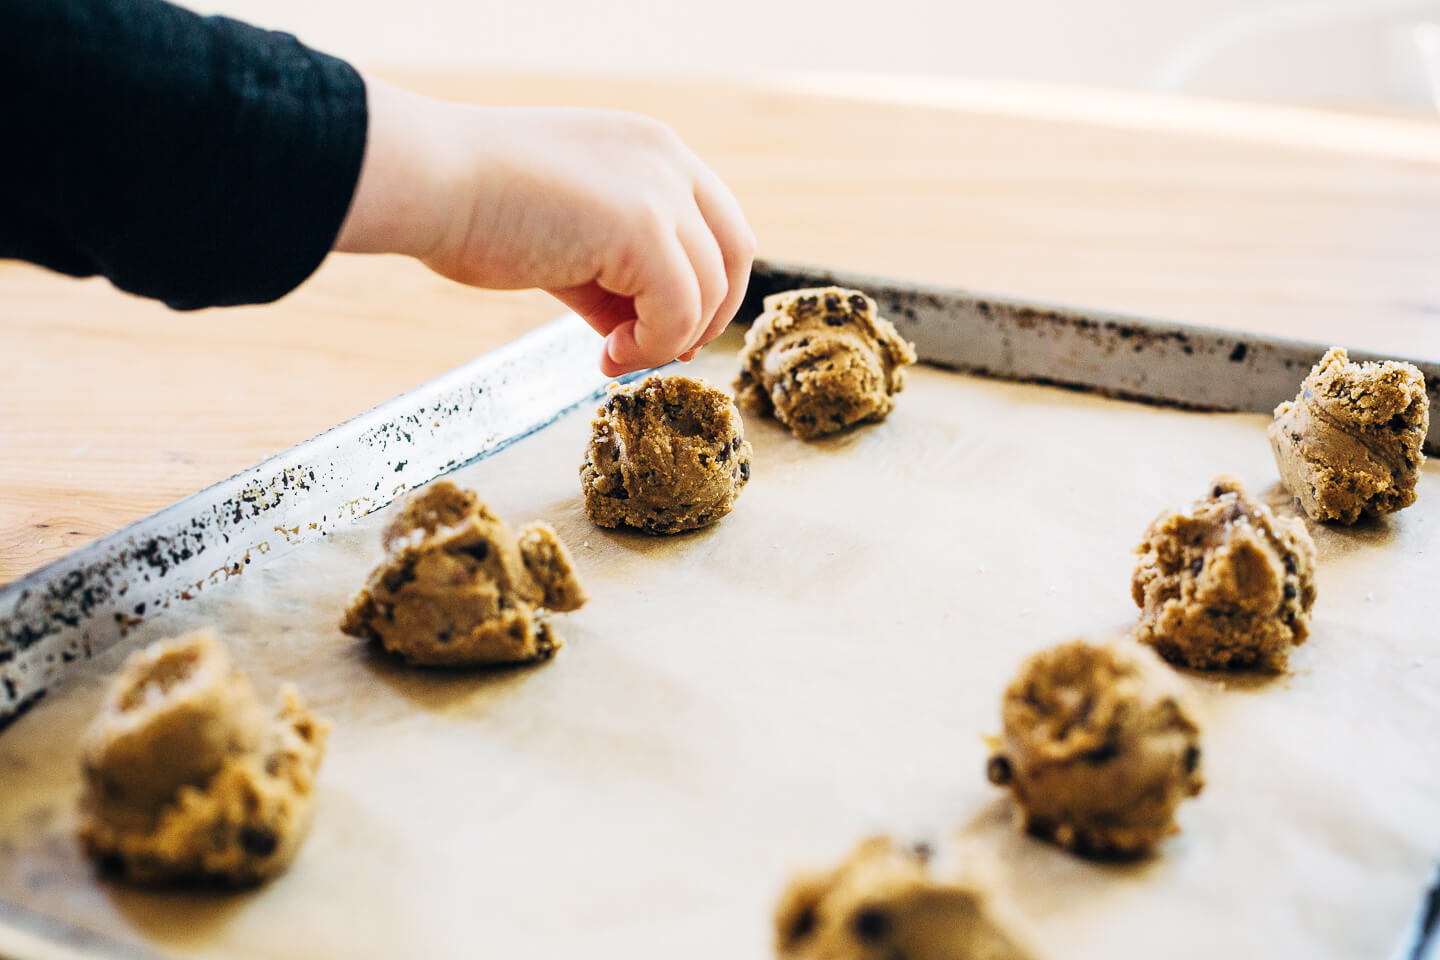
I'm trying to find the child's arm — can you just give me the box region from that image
[336,80,756,376]
[2,0,754,374]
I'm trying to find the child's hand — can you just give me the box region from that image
[335,79,756,376]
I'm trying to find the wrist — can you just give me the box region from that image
[333,78,464,260]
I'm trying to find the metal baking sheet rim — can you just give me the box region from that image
[0,261,1436,959]
[0,313,643,730]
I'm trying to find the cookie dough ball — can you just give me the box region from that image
[1268,346,1429,524]
[341,481,588,666]
[774,837,1033,960]
[78,631,329,886]
[1132,477,1316,671]
[986,640,1203,857]
[580,375,752,534]
[736,287,917,440]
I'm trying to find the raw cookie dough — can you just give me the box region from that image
[580,375,752,534]
[341,481,587,666]
[1132,476,1317,671]
[986,640,1203,857]
[774,837,1033,960]
[735,287,917,440]
[1268,346,1429,524]
[78,630,328,886]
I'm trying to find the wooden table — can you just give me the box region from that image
[5,73,1440,585]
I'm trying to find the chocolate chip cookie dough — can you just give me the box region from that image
[341,481,587,666]
[1269,346,1429,524]
[735,287,917,440]
[986,640,1203,857]
[774,837,1033,960]
[78,630,328,886]
[580,375,752,534]
[1132,477,1317,672]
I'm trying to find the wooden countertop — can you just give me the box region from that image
[5,73,1440,584]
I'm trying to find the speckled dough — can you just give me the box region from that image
[341,481,587,665]
[986,640,1203,857]
[774,837,1033,960]
[1132,477,1316,672]
[580,375,752,534]
[78,631,328,886]
[735,287,917,440]
[1268,346,1429,524]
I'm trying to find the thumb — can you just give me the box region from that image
[549,282,637,339]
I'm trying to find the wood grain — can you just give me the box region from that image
[5,74,1440,584]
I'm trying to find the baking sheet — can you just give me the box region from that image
[1,331,1437,959]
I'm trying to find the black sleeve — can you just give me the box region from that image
[0,0,368,310]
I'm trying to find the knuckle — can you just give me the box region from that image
[737,226,758,261]
[604,238,646,296]
[637,113,681,149]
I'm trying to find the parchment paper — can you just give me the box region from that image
[2,333,1437,959]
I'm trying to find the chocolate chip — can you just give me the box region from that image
[731,436,741,452]
[606,395,630,414]
[986,754,1013,785]
[1284,555,1297,574]
[824,316,845,327]
[1283,583,1297,600]
[1388,413,1410,431]
[606,483,629,500]
[459,541,489,563]
[738,462,751,482]
[381,562,418,593]
[1080,742,1119,766]
[796,337,810,348]
[96,852,127,876]
[436,629,452,644]
[1211,485,1225,499]
[1189,558,1203,575]
[717,444,731,463]
[848,294,868,312]
[852,907,891,943]
[239,827,278,858]
[787,906,818,944]
[824,293,841,311]
[1183,745,1201,774]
